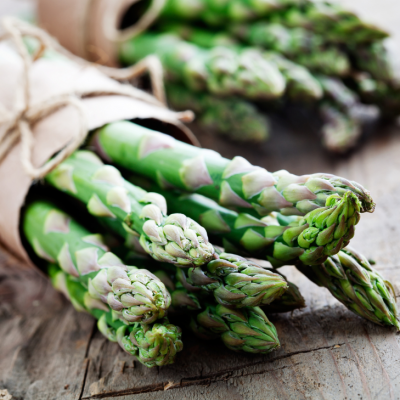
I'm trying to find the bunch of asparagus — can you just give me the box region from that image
[22,120,398,369]
[117,1,399,152]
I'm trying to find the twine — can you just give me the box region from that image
[0,17,193,180]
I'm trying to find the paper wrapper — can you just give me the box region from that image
[0,43,198,266]
[37,0,140,66]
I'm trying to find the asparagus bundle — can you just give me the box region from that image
[119,33,286,100]
[154,188,399,329]
[158,24,323,101]
[51,267,183,366]
[23,201,172,324]
[45,151,215,267]
[166,83,270,142]
[297,247,400,329]
[229,22,350,76]
[93,121,375,216]
[159,0,389,44]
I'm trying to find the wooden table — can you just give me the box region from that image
[1,1,400,399]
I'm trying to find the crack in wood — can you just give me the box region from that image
[81,343,346,399]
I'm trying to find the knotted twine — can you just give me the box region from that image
[0,17,192,180]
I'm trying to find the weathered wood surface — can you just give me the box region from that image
[1,1,400,400]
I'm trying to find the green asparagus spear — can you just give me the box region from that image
[297,247,400,329]
[156,188,359,267]
[191,303,280,353]
[45,151,215,267]
[158,23,322,101]
[24,201,171,324]
[51,267,183,366]
[166,83,270,142]
[230,22,350,76]
[119,32,286,100]
[177,253,288,307]
[158,0,388,43]
[93,120,375,216]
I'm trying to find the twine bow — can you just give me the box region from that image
[0,17,193,180]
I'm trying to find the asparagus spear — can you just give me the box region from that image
[119,32,286,100]
[117,244,289,309]
[230,22,350,76]
[24,201,171,324]
[297,247,400,329]
[166,83,270,143]
[191,304,280,353]
[93,120,375,216]
[158,0,388,43]
[45,151,215,267]
[158,24,322,101]
[155,188,359,267]
[177,253,288,307]
[51,267,183,366]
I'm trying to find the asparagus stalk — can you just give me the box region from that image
[319,103,361,154]
[117,245,290,309]
[177,253,288,307]
[45,151,215,267]
[297,247,400,329]
[158,0,388,43]
[158,23,322,101]
[119,32,286,100]
[166,83,270,143]
[51,267,183,366]
[230,22,350,76]
[190,304,280,353]
[23,201,171,324]
[156,188,359,267]
[93,120,375,217]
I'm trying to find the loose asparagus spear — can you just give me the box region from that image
[45,151,215,267]
[51,267,183,366]
[158,24,322,101]
[119,33,286,100]
[166,83,270,143]
[93,120,375,216]
[23,201,171,324]
[230,22,350,76]
[297,247,400,329]
[156,188,360,267]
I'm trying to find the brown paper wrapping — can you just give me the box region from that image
[0,43,197,265]
[37,0,141,66]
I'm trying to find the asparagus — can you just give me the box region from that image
[156,188,360,267]
[230,22,350,76]
[119,247,290,309]
[93,120,375,217]
[52,267,183,366]
[24,201,171,324]
[319,103,361,154]
[166,83,270,142]
[158,0,388,43]
[297,247,400,329]
[265,280,305,313]
[119,33,286,100]
[45,151,215,267]
[158,24,322,101]
[190,304,280,353]
[177,253,288,307]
